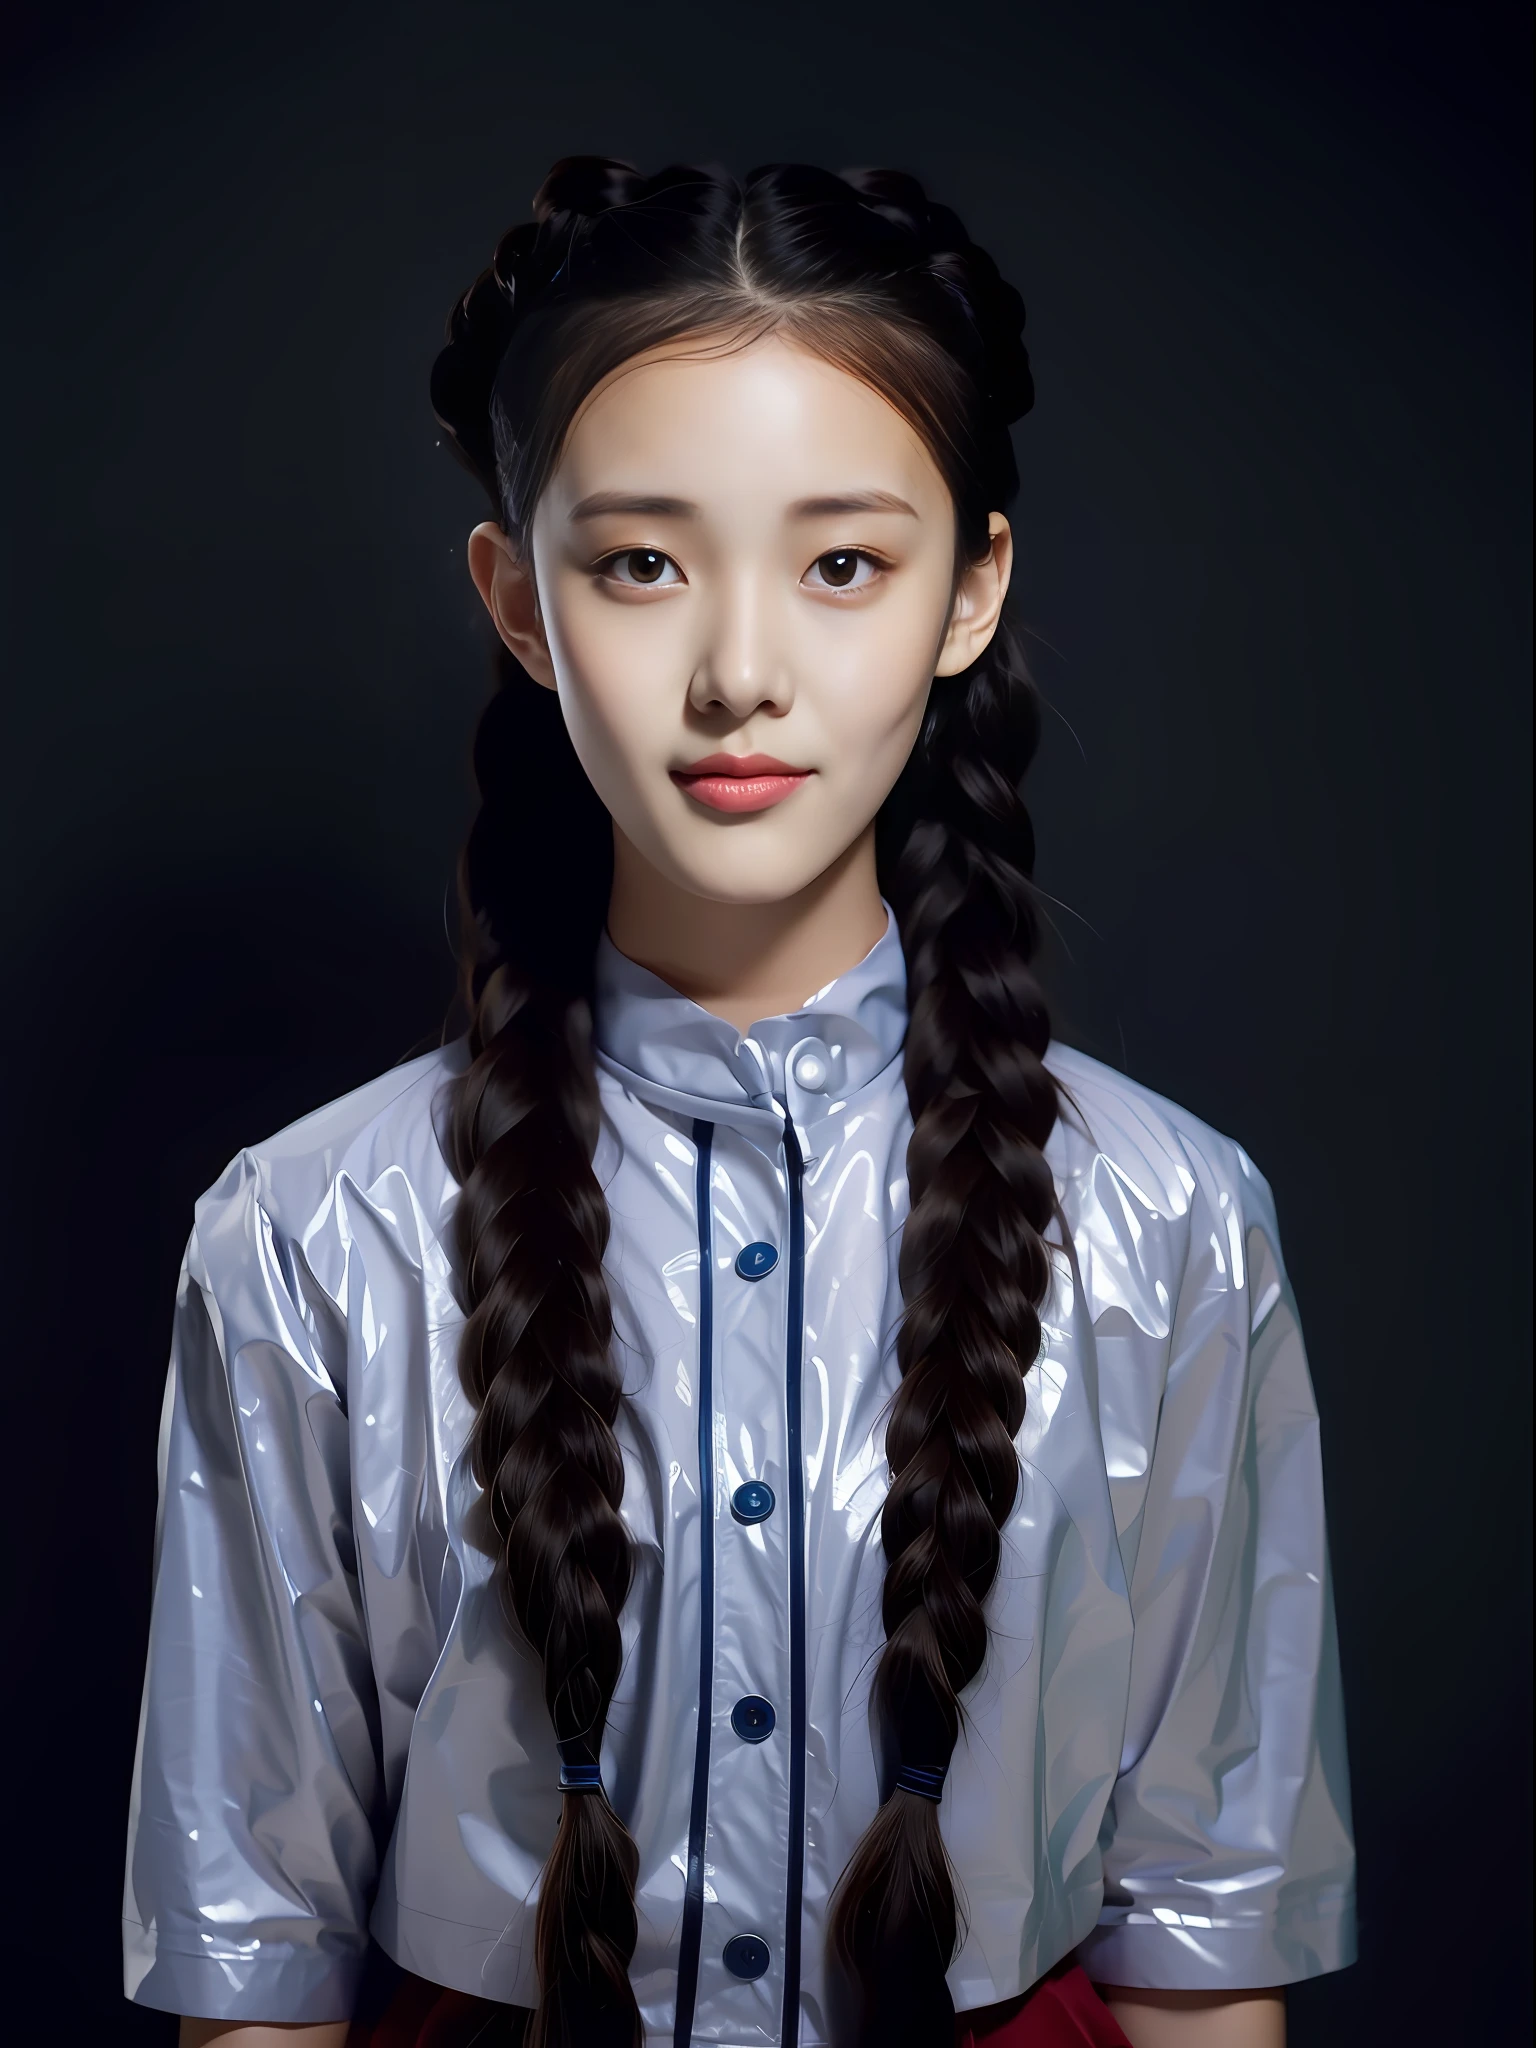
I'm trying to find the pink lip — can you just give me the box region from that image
[671,753,813,814]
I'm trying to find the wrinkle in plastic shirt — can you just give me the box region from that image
[123,910,1355,2046]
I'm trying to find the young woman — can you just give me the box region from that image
[123,160,1356,2048]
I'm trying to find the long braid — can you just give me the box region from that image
[444,673,641,2048]
[832,621,1059,2042]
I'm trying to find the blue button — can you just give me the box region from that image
[734,1241,779,1281]
[731,1695,776,1744]
[722,1933,772,1980]
[731,1480,775,1525]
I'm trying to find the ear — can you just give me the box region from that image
[466,522,558,690]
[934,513,1014,677]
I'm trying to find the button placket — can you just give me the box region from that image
[728,1204,778,1752]
[705,1127,794,2026]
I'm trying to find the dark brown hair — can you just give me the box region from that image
[432,158,1059,2048]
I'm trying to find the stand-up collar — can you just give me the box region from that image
[592,904,908,1141]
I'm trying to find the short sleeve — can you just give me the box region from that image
[1076,1139,1357,1991]
[123,1151,382,2023]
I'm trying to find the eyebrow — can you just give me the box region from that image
[565,487,921,523]
[568,492,699,522]
[789,490,919,519]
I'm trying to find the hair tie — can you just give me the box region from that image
[557,1738,604,1794]
[894,1761,948,1802]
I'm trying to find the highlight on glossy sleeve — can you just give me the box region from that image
[123,1152,380,2028]
[1079,1139,1356,1994]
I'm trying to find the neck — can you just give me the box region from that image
[606,822,888,1034]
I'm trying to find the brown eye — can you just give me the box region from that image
[603,548,681,589]
[817,550,859,587]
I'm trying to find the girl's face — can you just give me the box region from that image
[470,331,1011,910]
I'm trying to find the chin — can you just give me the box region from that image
[675,862,836,908]
[641,829,835,903]
[634,809,853,906]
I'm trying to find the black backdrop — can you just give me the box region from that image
[2,3,1530,2042]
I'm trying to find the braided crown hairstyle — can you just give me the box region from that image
[432,158,1059,2048]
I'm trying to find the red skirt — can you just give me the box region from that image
[355,1955,1130,2047]
[959,1958,1132,2046]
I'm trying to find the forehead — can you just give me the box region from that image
[544,330,949,512]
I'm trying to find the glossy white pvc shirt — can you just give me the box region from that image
[123,910,1355,2043]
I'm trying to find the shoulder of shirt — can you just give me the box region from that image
[192,1038,469,1243]
[1044,1037,1277,1229]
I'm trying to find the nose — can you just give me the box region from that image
[687,570,793,721]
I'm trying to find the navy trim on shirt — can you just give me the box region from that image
[781,1111,808,2048]
[673,1120,716,2047]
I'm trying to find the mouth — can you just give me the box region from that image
[671,752,814,815]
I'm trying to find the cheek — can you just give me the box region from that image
[806,583,948,759]
[542,583,680,773]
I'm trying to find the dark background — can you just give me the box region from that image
[2,2,1529,2041]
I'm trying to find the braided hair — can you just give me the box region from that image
[431,158,1058,2048]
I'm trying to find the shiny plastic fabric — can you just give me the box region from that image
[123,910,1355,2043]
